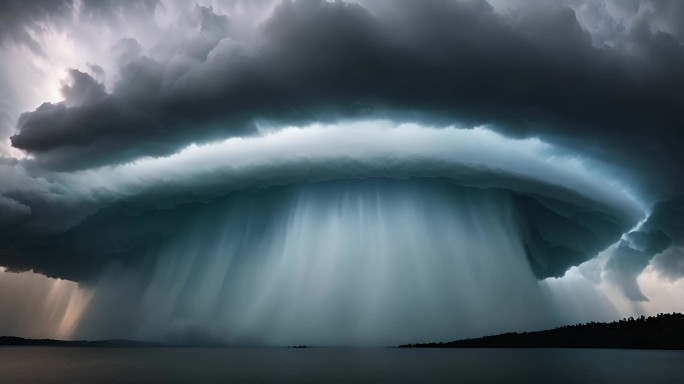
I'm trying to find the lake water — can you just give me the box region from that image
[1,347,683,383]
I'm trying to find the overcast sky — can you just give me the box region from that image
[1,0,683,343]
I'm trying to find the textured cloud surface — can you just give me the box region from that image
[0,123,644,282]
[3,0,683,196]
[1,0,684,343]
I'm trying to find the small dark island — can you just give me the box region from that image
[0,337,164,348]
[401,313,684,350]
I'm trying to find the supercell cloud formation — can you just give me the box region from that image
[1,0,684,344]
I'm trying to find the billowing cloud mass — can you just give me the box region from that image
[4,0,684,192]
[606,197,684,300]
[0,123,644,282]
[1,0,683,344]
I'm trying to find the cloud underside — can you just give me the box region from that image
[0,122,643,284]
[0,179,635,283]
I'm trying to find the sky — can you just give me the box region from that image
[0,0,683,345]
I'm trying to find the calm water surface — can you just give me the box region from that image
[1,347,683,383]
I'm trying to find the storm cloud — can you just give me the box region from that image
[1,0,684,343]
[606,197,684,299]
[0,123,642,282]
[3,0,682,200]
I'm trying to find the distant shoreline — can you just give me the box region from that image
[0,337,164,348]
[400,313,684,350]
[5,314,684,350]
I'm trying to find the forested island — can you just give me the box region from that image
[401,313,684,349]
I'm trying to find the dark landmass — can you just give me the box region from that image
[401,313,684,350]
[0,336,164,348]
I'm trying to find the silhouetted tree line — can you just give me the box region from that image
[558,312,682,328]
[401,313,684,350]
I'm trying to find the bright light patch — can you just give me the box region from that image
[0,269,92,339]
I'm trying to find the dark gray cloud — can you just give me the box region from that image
[61,69,107,107]
[651,247,684,282]
[0,120,643,283]
[0,195,31,228]
[0,0,163,151]
[516,194,631,279]
[604,230,670,301]
[605,197,684,299]
[605,244,652,301]
[0,177,637,284]
[640,198,684,246]
[5,0,683,204]
[0,200,192,282]
[2,0,684,301]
